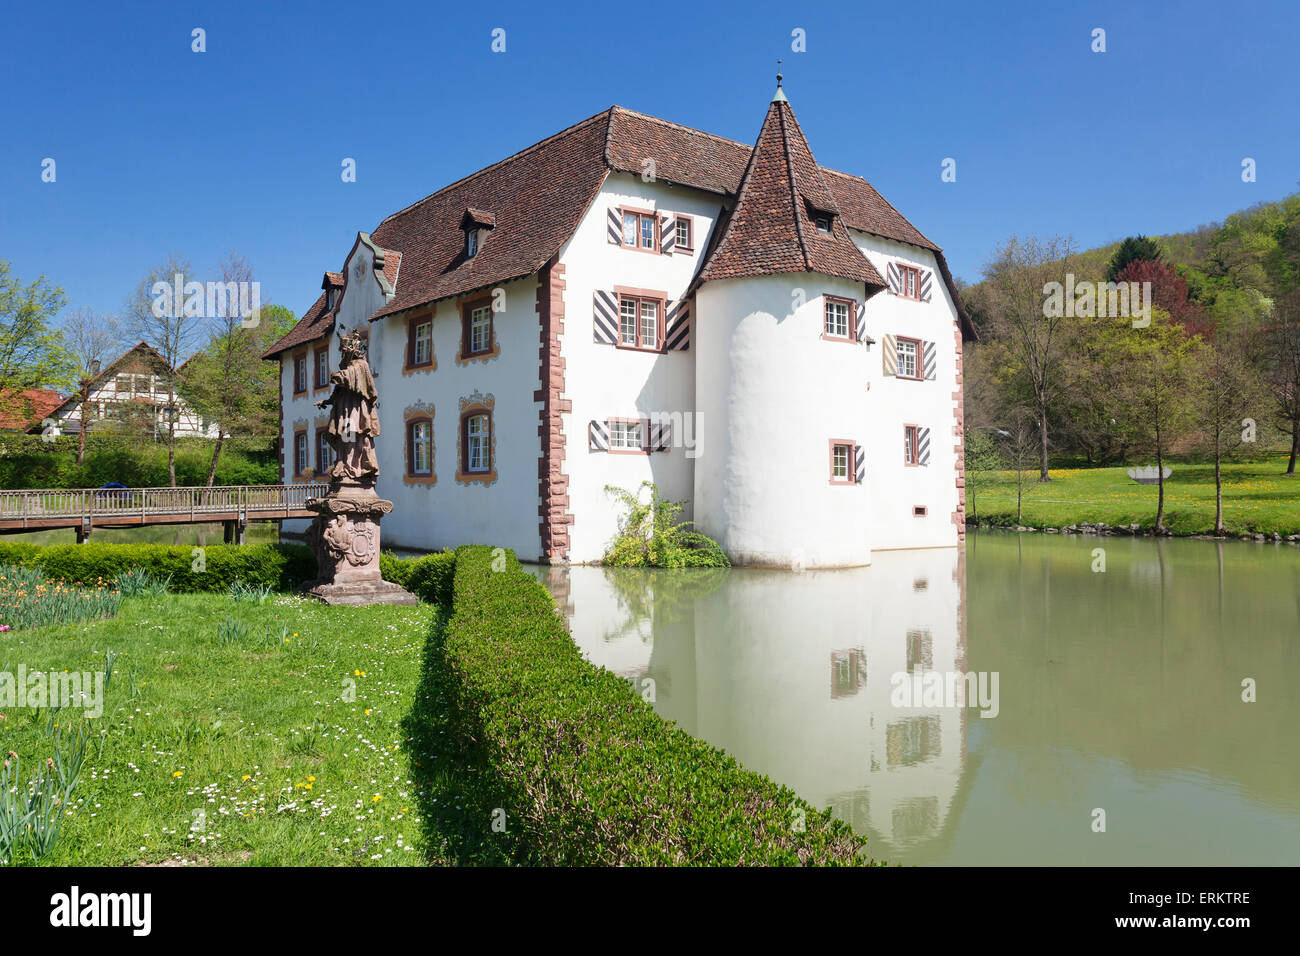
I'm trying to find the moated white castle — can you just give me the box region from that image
[265,84,974,567]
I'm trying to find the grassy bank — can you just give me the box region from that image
[1,591,444,865]
[405,545,872,865]
[4,543,868,866]
[969,456,1300,536]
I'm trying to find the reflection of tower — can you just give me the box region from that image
[551,550,970,864]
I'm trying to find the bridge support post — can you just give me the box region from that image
[76,516,91,545]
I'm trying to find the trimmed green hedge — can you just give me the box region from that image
[0,542,316,592]
[413,544,872,865]
[379,551,455,607]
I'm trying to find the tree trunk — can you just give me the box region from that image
[1154,428,1166,533]
[1214,431,1224,535]
[205,431,225,488]
[1288,425,1298,475]
[167,384,177,486]
[1037,400,1051,481]
[77,383,89,466]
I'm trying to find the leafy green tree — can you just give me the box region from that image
[1106,235,1163,282]
[255,304,298,342]
[0,261,76,421]
[1113,312,1204,532]
[963,426,1004,524]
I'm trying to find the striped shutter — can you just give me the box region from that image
[607,208,623,245]
[588,420,609,451]
[919,269,934,303]
[922,341,937,380]
[665,300,691,351]
[855,302,867,343]
[593,290,618,344]
[918,427,932,466]
[649,419,672,452]
[886,261,902,295]
[659,213,674,255]
[854,445,866,483]
[882,333,898,376]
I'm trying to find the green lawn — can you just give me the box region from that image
[968,456,1300,535]
[1,592,444,866]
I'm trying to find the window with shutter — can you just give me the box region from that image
[829,440,856,485]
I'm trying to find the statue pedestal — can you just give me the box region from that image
[302,487,417,606]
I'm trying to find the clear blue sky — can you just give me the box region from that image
[2,0,1296,327]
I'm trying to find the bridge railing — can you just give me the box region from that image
[0,484,329,520]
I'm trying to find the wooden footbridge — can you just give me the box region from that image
[0,483,329,543]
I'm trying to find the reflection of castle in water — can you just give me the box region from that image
[538,549,969,861]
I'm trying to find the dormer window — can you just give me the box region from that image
[461,208,495,261]
[327,289,336,310]
[814,213,832,235]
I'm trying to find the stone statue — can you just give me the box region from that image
[315,331,381,488]
[302,329,415,606]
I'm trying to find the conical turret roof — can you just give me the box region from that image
[694,92,886,292]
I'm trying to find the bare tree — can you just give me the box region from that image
[61,307,122,464]
[124,254,200,486]
[981,235,1077,481]
[183,252,278,490]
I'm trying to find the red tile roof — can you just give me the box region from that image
[0,388,65,431]
[264,102,972,359]
[692,98,884,291]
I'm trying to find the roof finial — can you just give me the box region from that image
[772,58,788,103]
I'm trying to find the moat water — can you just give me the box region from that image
[530,532,1300,865]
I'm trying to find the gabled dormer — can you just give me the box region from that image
[461,208,495,259]
[322,271,344,311]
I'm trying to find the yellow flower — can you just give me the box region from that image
[242,774,251,781]
[172,771,183,778]
[307,775,315,782]
[372,795,382,803]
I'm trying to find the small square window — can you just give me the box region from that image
[814,214,832,234]
[824,298,851,340]
[610,420,644,451]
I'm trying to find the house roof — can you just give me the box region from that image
[0,388,65,431]
[690,95,885,292]
[264,101,973,359]
[44,342,175,421]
